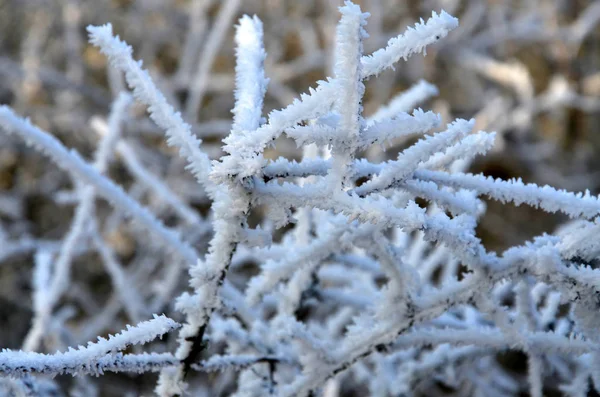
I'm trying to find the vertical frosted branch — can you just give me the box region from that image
[231,15,269,137]
[157,14,268,396]
[329,2,369,189]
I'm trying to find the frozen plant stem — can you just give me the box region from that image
[156,15,269,395]
[1,315,180,377]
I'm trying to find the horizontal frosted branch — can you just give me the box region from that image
[263,157,330,179]
[192,354,285,372]
[262,161,479,217]
[353,119,474,196]
[91,352,178,375]
[263,157,384,180]
[0,315,179,377]
[403,179,480,215]
[254,180,493,269]
[285,123,338,148]
[269,166,481,216]
[359,109,440,149]
[0,352,178,377]
[286,109,440,150]
[391,327,599,355]
[416,169,600,219]
[254,178,427,230]
[421,131,496,170]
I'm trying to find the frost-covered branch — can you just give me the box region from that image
[0,315,179,377]
[157,14,269,396]
[0,106,198,264]
[87,24,213,191]
[211,7,460,183]
[415,169,600,219]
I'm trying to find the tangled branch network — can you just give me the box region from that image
[1,1,600,396]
